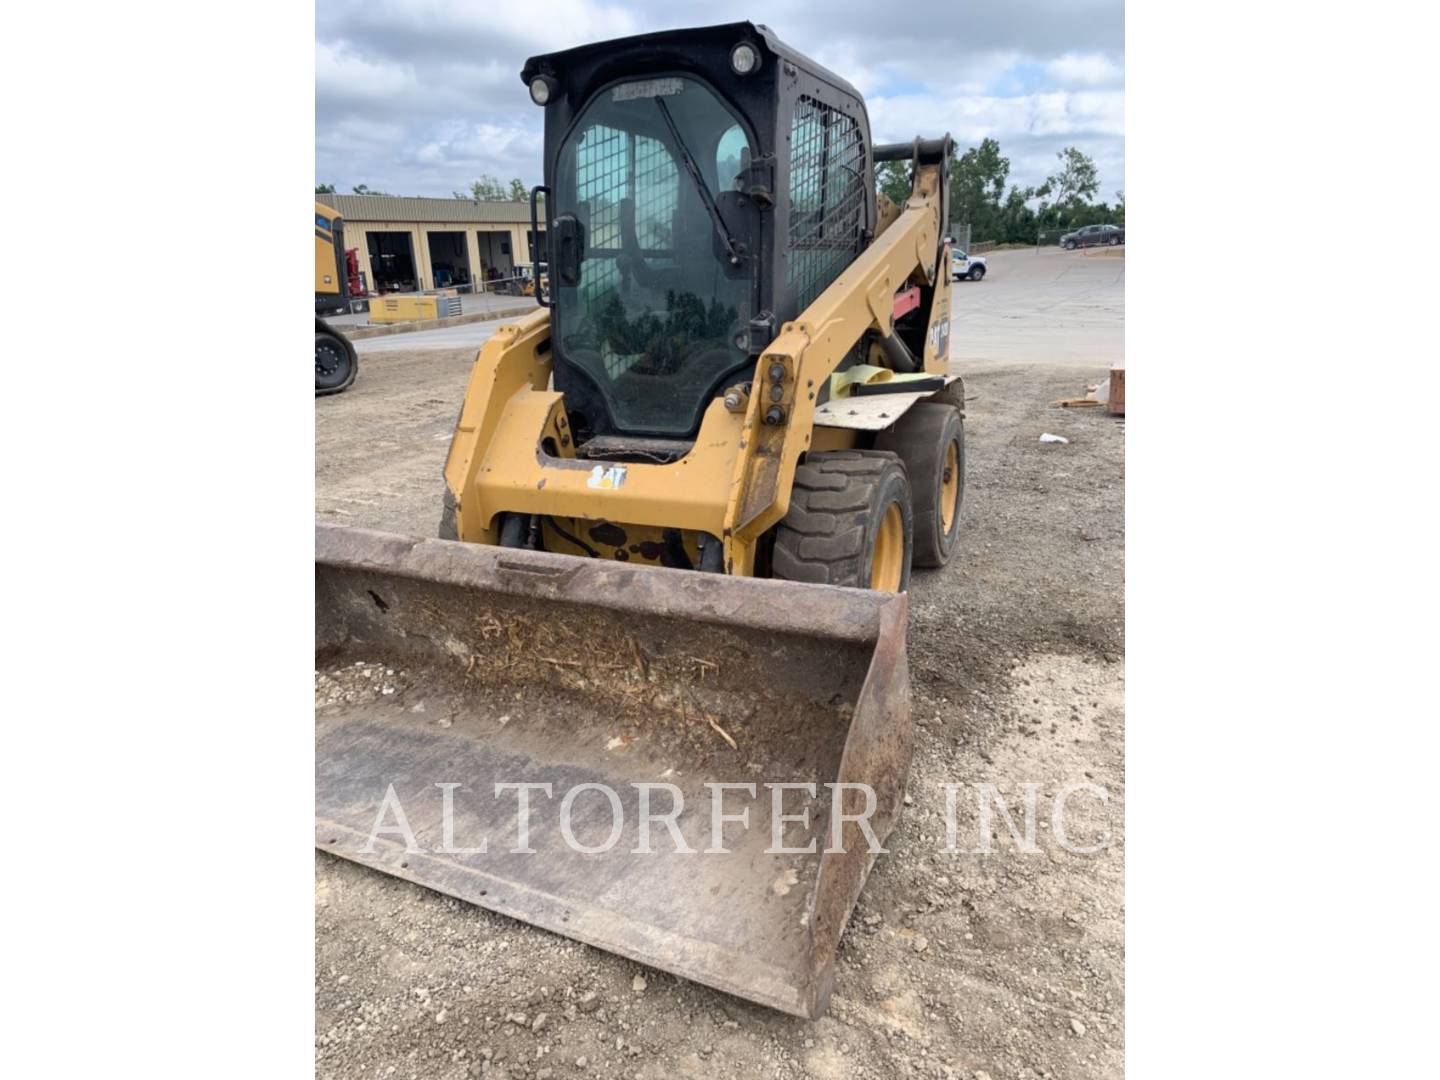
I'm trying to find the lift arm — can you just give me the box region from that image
[722,145,953,574]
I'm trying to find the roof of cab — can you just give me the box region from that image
[520,21,865,107]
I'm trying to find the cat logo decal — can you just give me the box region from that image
[587,465,628,490]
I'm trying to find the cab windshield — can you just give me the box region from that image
[554,75,754,436]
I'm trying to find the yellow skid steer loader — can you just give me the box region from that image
[316,21,964,1019]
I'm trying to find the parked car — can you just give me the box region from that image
[951,250,987,281]
[1060,223,1124,250]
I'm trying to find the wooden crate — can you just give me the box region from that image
[1107,366,1125,416]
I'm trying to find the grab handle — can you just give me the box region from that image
[529,184,552,308]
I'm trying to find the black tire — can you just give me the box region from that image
[875,402,964,569]
[772,451,913,592]
[438,487,459,539]
[1110,235,1121,246]
[497,513,529,547]
[316,330,357,395]
[1063,240,1076,251]
[969,265,986,281]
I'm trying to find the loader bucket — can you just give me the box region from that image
[315,523,911,1018]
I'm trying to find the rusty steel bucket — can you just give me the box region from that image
[315,523,911,1018]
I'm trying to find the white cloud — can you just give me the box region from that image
[315,41,415,104]
[871,89,1124,144]
[315,0,1124,196]
[807,41,890,98]
[1028,90,1125,137]
[867,87,1124,193]
[412,122,543,173]
[315,116,408,158]
[1046,51,1124,87]
[901,50,1025,97]
[319,0,643,58]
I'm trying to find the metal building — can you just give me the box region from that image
[314,193,542,294]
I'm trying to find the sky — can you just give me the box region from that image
[316,0,1124,202]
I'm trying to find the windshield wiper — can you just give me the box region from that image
[654,98,744,267]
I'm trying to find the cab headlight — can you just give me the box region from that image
[529,75,557,106]
[730,42,760,75]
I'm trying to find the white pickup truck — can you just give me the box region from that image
[951,249,987,281]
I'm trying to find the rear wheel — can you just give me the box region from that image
[316,331,357,395]
[772,451,913,592]
[875,402,964,568]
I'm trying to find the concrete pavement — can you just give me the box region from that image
[352,317,510,353]
[326,290,537,331]
[949,246,1124,369]
[352,246,1124,362]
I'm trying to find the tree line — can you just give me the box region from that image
[877,141,1123,245]
[320,140,1122,245]
[314,177,529,202]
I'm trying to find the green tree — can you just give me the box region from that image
[875,160,911,205]
[454,175,526,201]
[948,138,1010,243]
[1045,148,1100,208]
[314,183,336,194]
[351,183,393,196]
[998,185,1042,245]
[454,176,500,200]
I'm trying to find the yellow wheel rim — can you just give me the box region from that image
[870,502,905,592]
[940,440,960,533]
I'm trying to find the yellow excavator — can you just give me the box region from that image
[315,201,358,395]
[316,22,962,1018]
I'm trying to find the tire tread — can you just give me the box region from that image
[772,451,911,589]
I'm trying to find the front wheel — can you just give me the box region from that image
[1063,241,1076,250]
[969,265,986,281]
[772,451,913,592]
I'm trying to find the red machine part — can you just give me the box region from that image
[892,286,921,319]
[345,248,367,297]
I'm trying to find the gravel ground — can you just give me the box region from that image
[316,250,1125,1079]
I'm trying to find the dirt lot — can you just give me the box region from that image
[316,248,1125,1079]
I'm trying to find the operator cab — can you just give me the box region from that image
[522,22,875,443]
